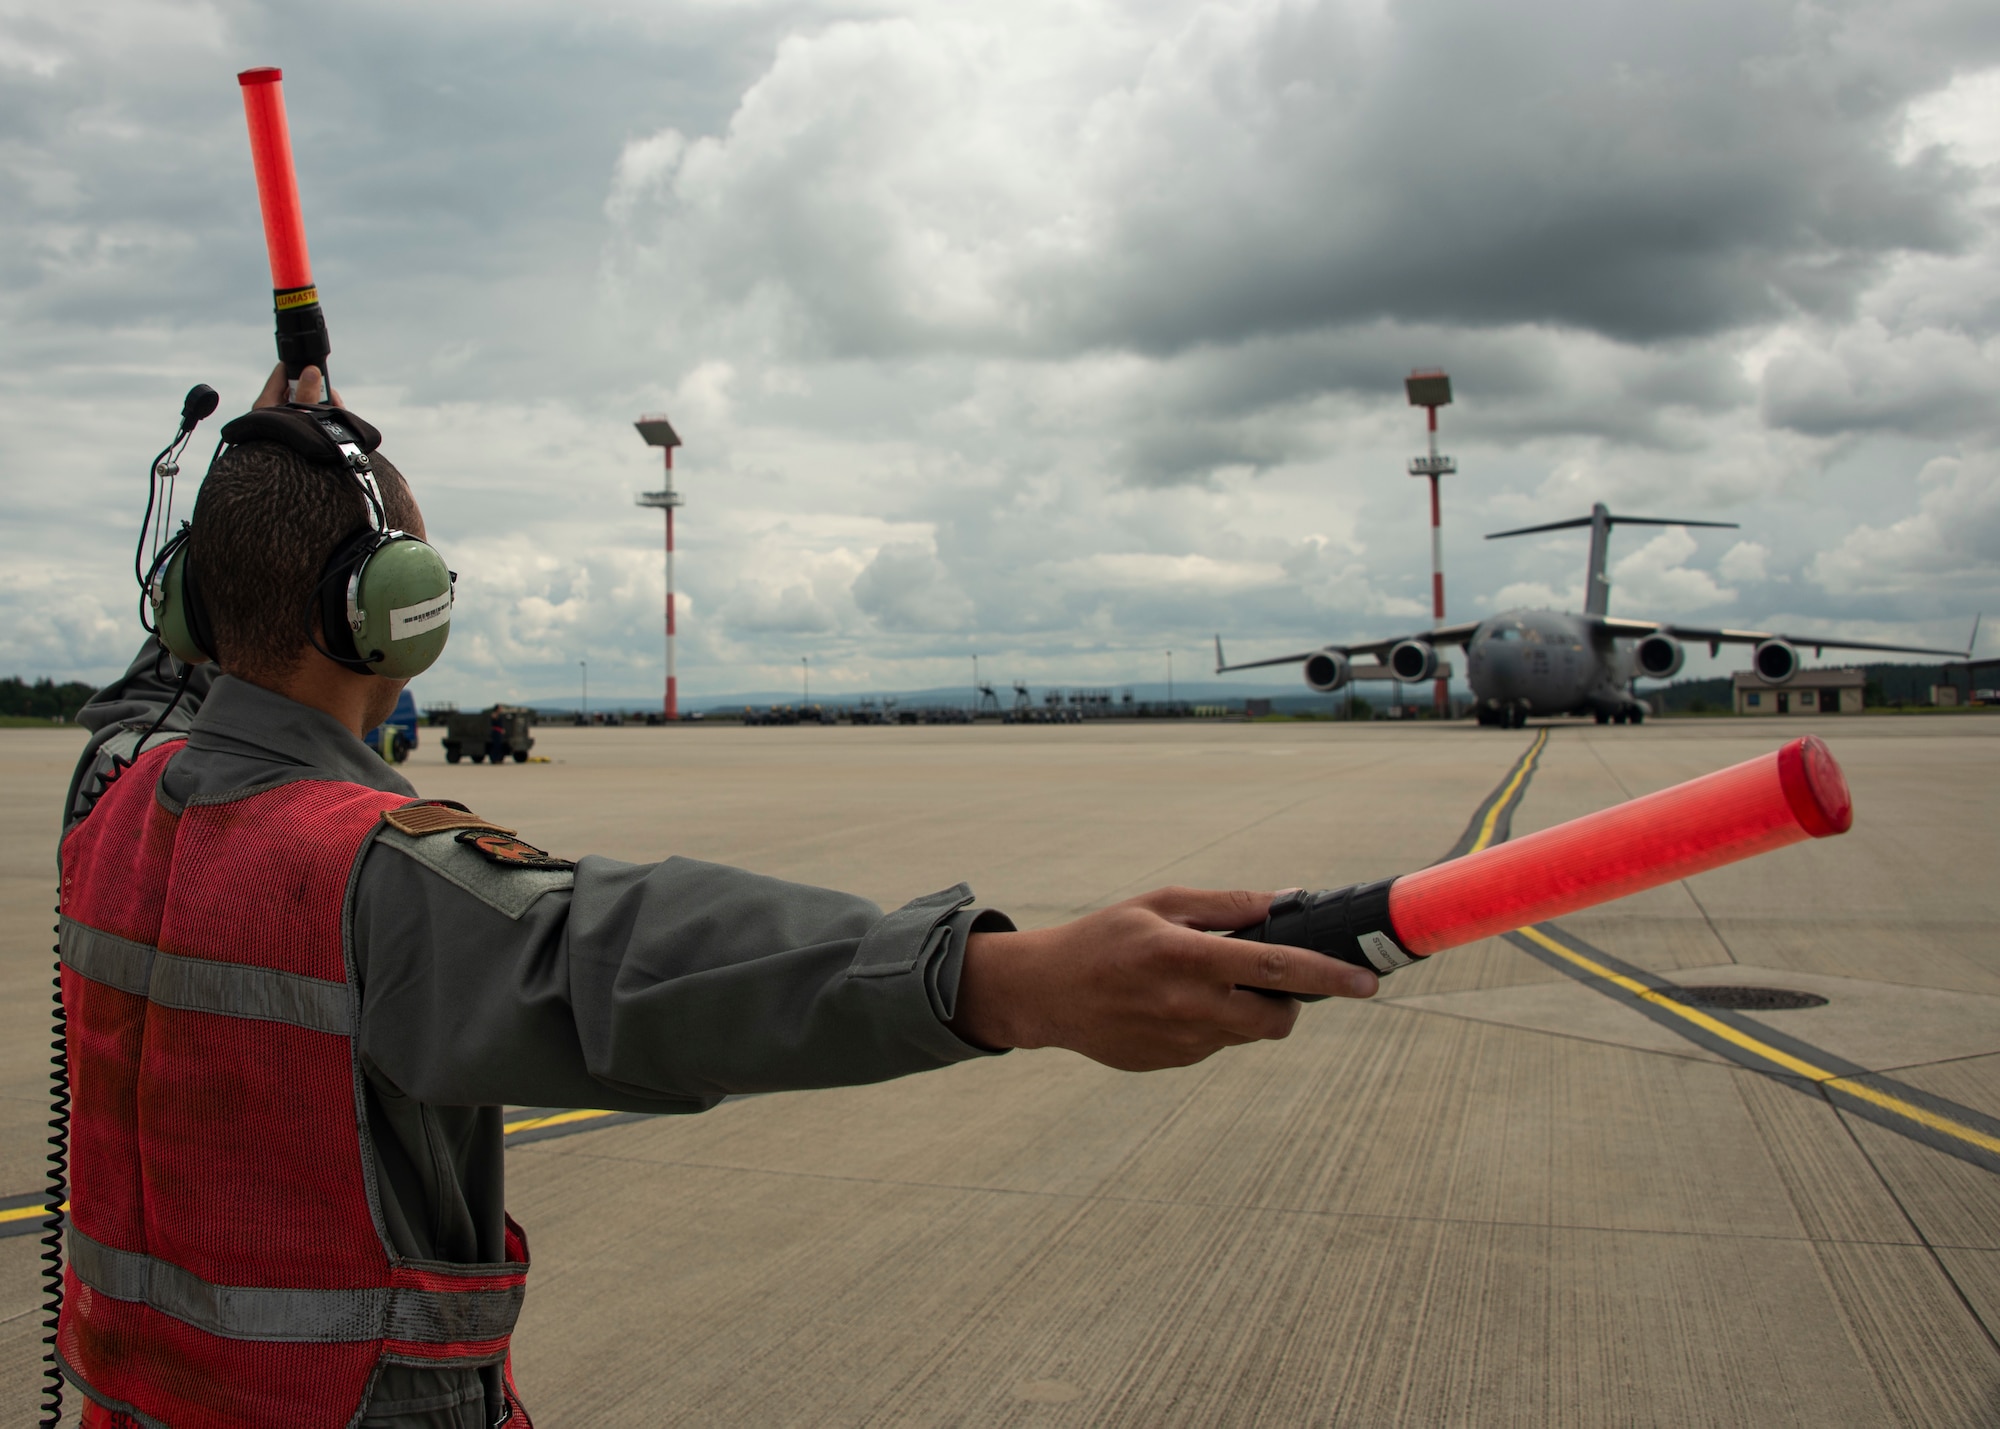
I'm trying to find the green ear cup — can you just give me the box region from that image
[150,544,213,666]
[348,536,453,679]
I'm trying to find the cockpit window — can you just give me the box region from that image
[1492,625,1523,642]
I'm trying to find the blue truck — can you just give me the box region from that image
[364,688,421,764]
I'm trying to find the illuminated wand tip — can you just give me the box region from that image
[237,65,328,390]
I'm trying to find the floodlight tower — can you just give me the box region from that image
[635,414,684,721]
[1405,369,1456,718]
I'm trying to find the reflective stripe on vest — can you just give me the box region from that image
[67,1226,526,1344]
[60,918,350,1034]
[55,743,532,1426]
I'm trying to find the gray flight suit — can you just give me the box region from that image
[64,642,1011,1427]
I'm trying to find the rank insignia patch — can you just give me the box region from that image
[384,802,516,838]
[456,829,576,871]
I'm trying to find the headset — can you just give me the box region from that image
[139,391,454,681]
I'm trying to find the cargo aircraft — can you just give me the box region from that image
[1215,503,1967,727]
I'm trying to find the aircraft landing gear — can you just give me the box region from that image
[1508,705,1528,730]
[1630,706,1645,725]
[1595,711,1610,725]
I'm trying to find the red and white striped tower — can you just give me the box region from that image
[635,415,684,721]
[1405,370,1456,718]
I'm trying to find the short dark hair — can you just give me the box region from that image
[189,442,421,683]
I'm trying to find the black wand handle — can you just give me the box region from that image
[273,285,331,391]
[1228,878,1415,996]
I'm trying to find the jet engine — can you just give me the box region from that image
[1389,640,1438,682]
[1753,639,1799,685]
[1303,649,1351,693]
[1634,633,1685,679]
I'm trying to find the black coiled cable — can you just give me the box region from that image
[40,904,67,1429]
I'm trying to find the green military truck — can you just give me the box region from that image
[442,705,535,764]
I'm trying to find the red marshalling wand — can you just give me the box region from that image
[1234,736,1853,975]
[237,68,330,396]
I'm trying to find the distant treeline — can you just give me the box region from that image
[2,676,98,722]
[1652,661,1960,712]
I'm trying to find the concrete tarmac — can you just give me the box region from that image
[3,716,1998,1423]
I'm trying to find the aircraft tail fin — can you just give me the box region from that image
[1486,504,1738,618]
[1484,515,1596,539]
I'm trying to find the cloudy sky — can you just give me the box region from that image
[4,0,1997,705]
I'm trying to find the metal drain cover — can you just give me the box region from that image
[1662,984,1828,1011]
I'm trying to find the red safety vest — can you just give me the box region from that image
[56,741,532,1427]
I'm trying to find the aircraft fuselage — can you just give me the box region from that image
[1464,609,1643,724]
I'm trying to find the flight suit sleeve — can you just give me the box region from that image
[349,828,1014,1112]
[65,637,217,830]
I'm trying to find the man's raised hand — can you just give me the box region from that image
[952,886,1378,1072]
[254,362,341,410]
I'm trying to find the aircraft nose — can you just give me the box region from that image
[1481,648,1521,697]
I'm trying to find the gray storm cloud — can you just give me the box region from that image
[2,0,1997,699]
[608,0,1985,355]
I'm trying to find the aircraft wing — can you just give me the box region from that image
[1212,642,1327,673]
[1214,622,1483,674]
[1591,616,1967,660]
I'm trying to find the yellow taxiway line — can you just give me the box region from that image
[1516,925,2000,1158]
[0,1200,64,1226]
[503,1108,620,1136]
[1467,728,1548,856]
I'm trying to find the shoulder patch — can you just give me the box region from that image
[382,802,516,838]
[373,825,574,920]
[455,829,575,871]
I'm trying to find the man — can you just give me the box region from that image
[56,365,1377,1427]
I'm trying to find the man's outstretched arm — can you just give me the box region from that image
[353,832,1378,1113]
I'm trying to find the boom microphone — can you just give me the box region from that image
[1234,735,1852,977]
[237,67,330,398]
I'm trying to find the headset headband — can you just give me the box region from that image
[219,403,381,460]
[219,402,389,532]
